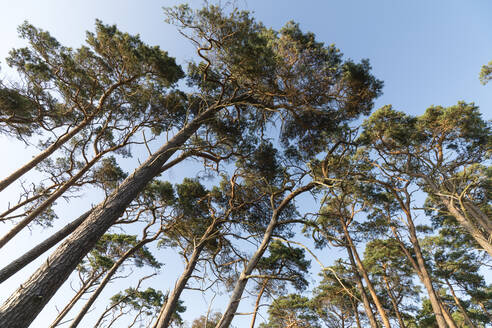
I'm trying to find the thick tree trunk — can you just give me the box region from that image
[153,243,205,328]
[216,183,315,328]
[0,104,221,328]
[0,152,103,249]
[0,210,90,283]
[68,235,158,328]
[342,224,392,328]
[249,279,268,328]
[345,245,379,328]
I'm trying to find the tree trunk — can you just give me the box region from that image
[0,103,221,328]
[153,243,205,328]
[423,178,492,257]
[445,279,475,328]
[382,270,406,328]
[345,244,379,328]
[249,279,268,328]
[390,225,448,328]
[0,210,90,283]
[350,297,363,328]
[69,236,158,328]
[0,118,90,193]
[342,223,392,328]
[216,183,315,328]
[0,152,103,249]
[49,274,99,328]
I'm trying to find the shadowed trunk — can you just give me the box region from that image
[0,103,223,328]
[0,210,90,283]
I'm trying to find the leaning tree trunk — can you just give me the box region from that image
[0,103,222,328]
[153,216,221,328]
[423,178,492,257]
[0,118,91,193]
[342,223,392,328]
[249,279,268,328]
[345,244,379,328]
[153,243,205,328]
[0,151,104,249]
[445,279,476,328]
[216,183,315,328]
[69,234,160,328]
[0,210,91,283]
[381,270,406,328]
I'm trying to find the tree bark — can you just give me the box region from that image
[445,279,476,328]
[68,235,158,328]
[381,269,406,328]
[249,279,268,328]
[342,223,392,328]
[0,152,103,249]
[0,103,222,328]
[48,274,99,328]
[0,118,90,193]
[216,183,315,328]
[152,243,205,328]
[0,210,90,284]
[423,178,492,257]
[345,244,379,328]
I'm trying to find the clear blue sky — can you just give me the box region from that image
[0,1,491,327]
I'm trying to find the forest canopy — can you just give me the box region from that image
[0,3,490,328]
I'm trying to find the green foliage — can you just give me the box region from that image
[260,293,321,328]
[480,60,492,84]
[191,312,222,328]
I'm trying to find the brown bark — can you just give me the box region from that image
[0,210,90,283]
[49,272,101,328]
[345,244,379,328]
[68,228,162,328]
[445,279,476,328]
[216,183,316,328]
[0,152,103,249]
[0,78,132,193]
[0,103,223,328]
[381,268,406,328]
[249,279,268,328]
[342,223,392,328]
[423,178,492,257]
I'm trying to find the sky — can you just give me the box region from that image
[0,1,491,327]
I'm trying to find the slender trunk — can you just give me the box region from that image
[0,152,103,249]
[342,224,392,328]
[69,237,157,328]
[407,219,458,328]
[0,185,56,220]
[345,244,379,328]
[49,275,99,328]
[0,118,91,193]
[249,279,268,328]
[216,184,315,328]
[0,103,222,328]
[390,225,448,328]
[381,270,406,328]
[0,210,90,283]
[350,297,362,328]
[445,280,475,328]
[152,244,205,328]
